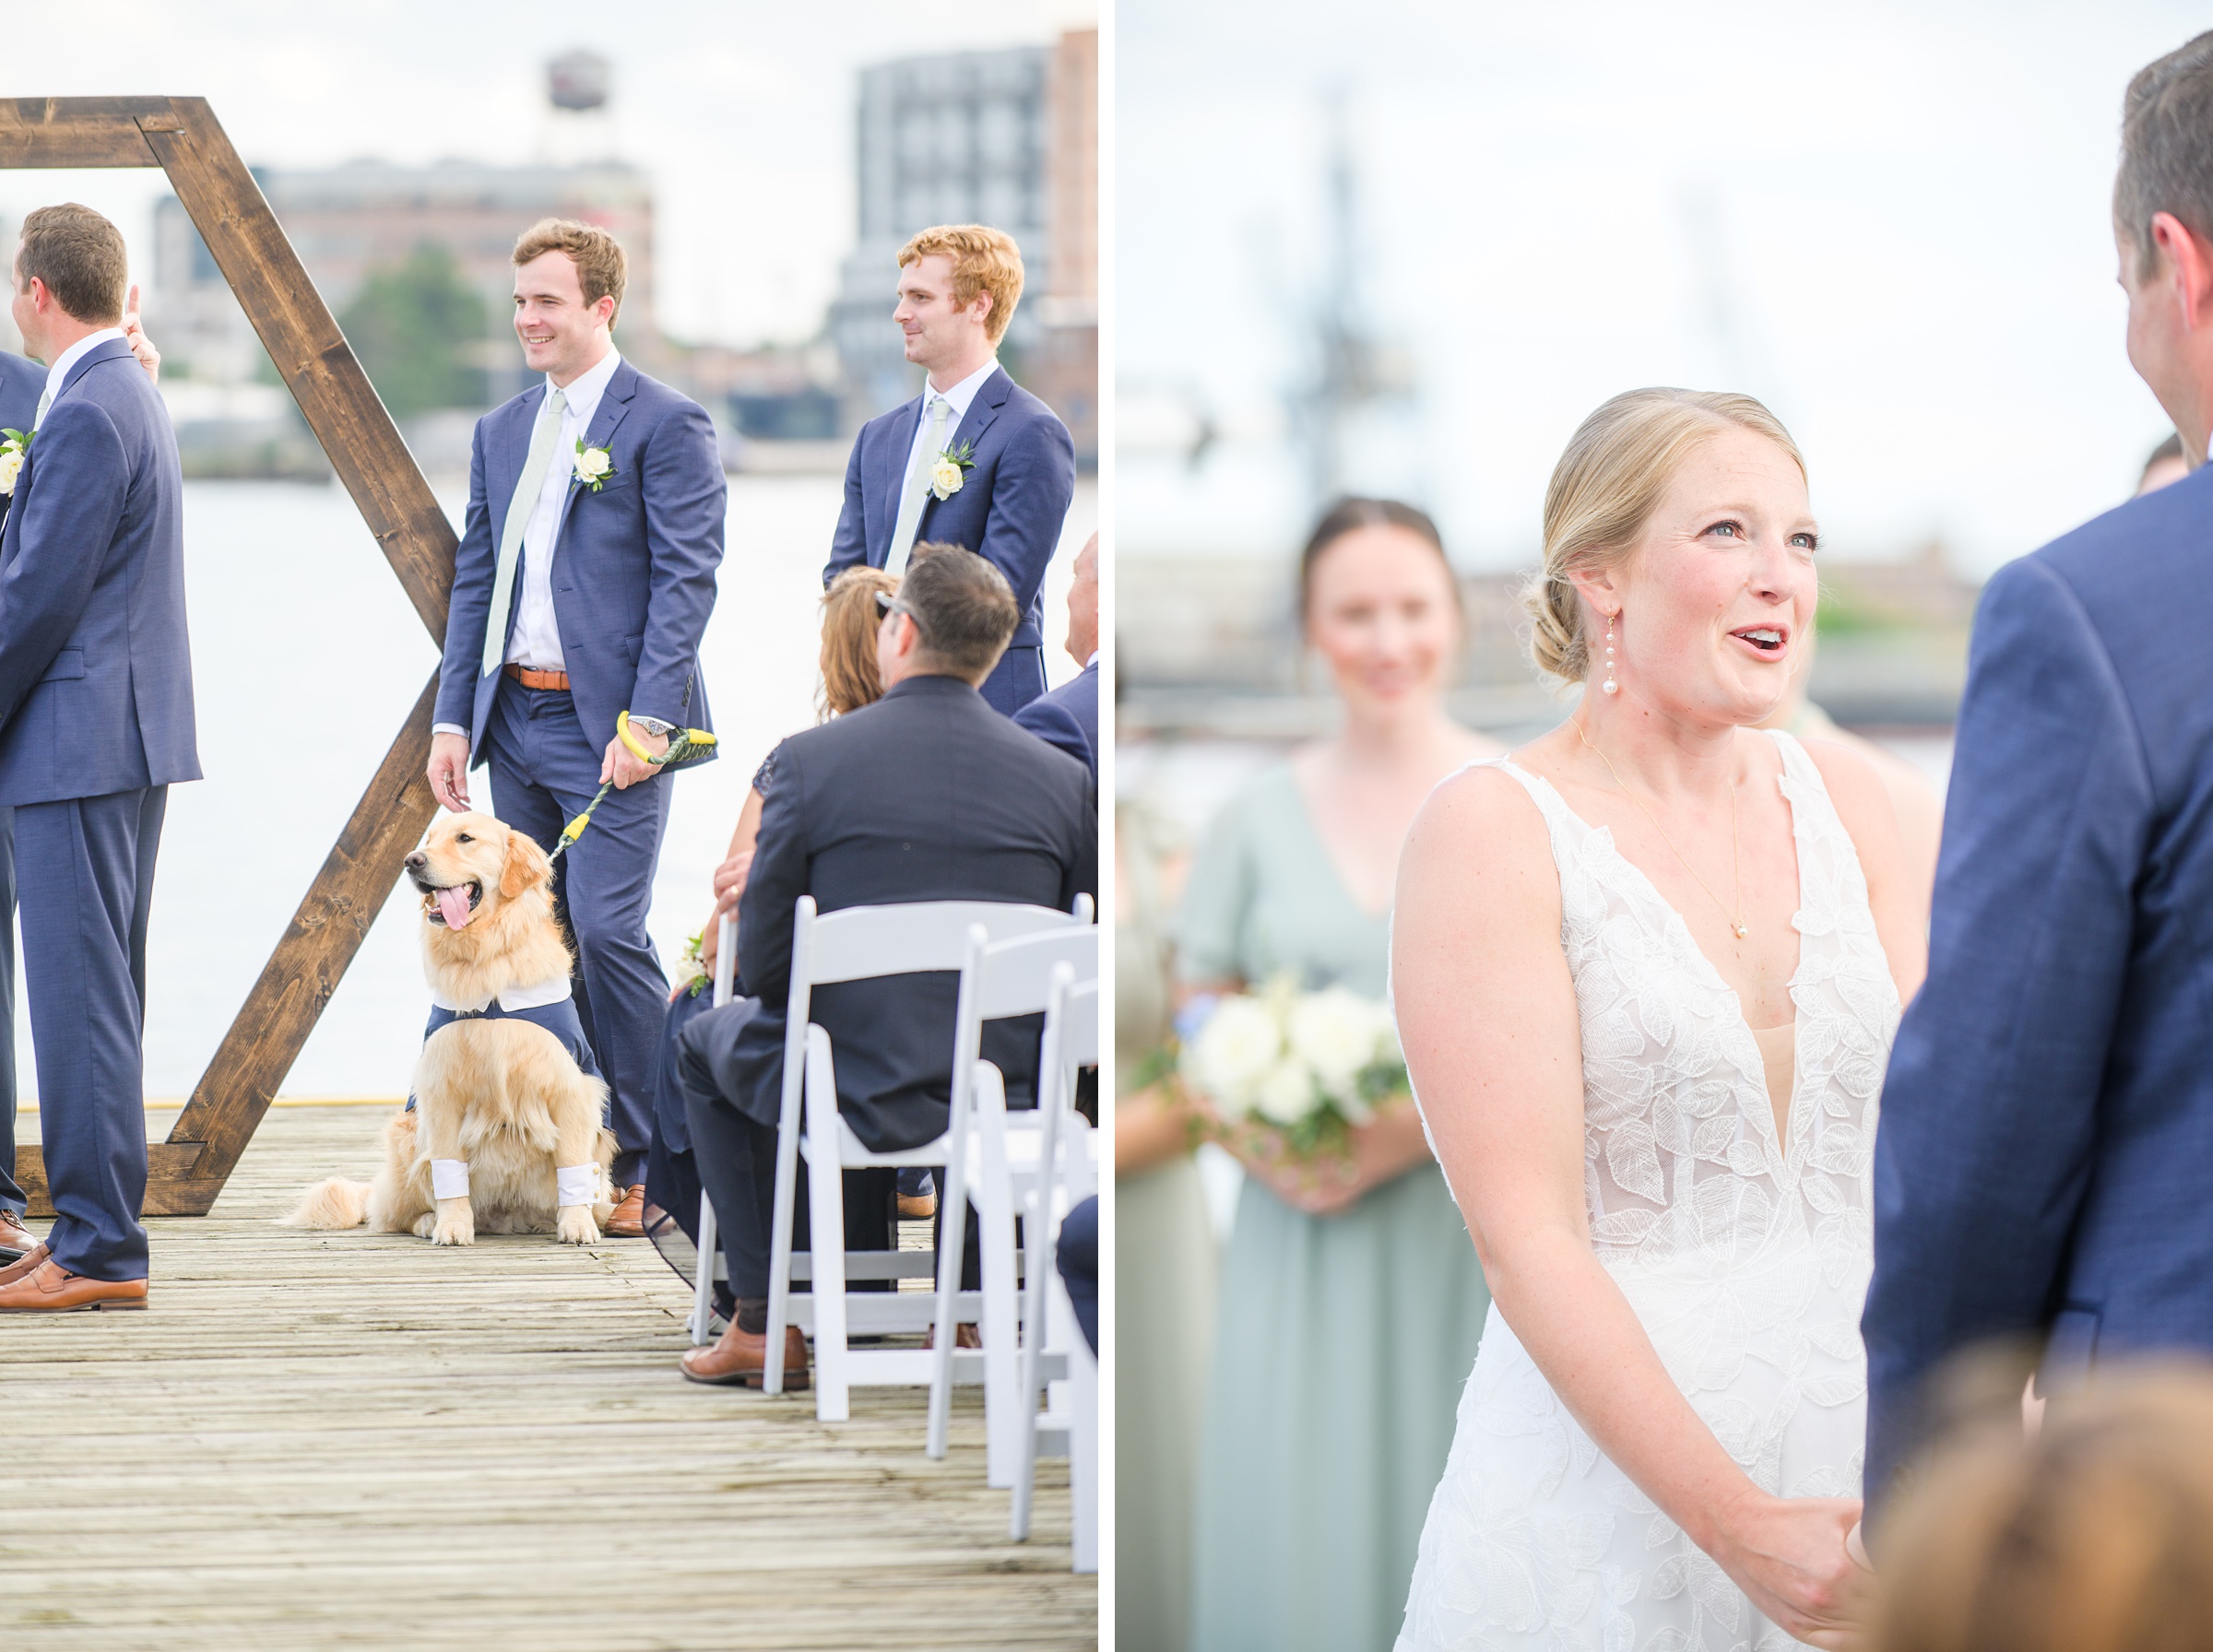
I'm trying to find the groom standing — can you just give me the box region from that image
[0,301,163,1267]
[824,225,1075,715]
[1865,30,2213,1514]
[0,205,198,1312]
[427,219,725,1230]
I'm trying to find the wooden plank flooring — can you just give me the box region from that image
[0,1106,1093,1650]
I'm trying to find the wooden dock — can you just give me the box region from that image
[0,1105,1094,1650]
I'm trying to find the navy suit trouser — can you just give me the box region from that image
[483,678,670,1187]
[17,787,163,1280]
[980,644,1046,717]
[0,808,24,1218]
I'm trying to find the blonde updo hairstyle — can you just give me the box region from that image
[1524,388,1805,684]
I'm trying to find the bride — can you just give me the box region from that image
[1391,389,1926,1650]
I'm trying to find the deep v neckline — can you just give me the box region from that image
[1503,737,1811,1174]
[1281,765,1395,924]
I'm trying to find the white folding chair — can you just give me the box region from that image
[1007,968,1100,1567]
[926,927,1101,1486]
[752,895,1091,1419]
[689,898,1095,1368]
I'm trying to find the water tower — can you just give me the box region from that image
[542,49,614,161]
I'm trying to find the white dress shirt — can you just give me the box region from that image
[35,326,128,428]
[432,347,622,741]
[509,345,622,671]
[899,355,998,498]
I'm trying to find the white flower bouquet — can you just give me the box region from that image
[1178,975,1408,1160]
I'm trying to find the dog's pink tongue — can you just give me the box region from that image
[436,886,474,930]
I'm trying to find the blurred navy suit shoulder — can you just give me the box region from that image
[704,672,1096,1152]
[0,337,198,804]
[1865,461,2213,1508]
[0,349,41,432]
[823,367,1076,715]
[1012,658,1097,777]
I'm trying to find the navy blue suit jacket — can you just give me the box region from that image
[435,358,726,764]
[708,672,1095,1152]
[0,350,39,539]
[1012,658,1097,778]
[1865,461,2213,1510]
[0,349,39,434]
[824,366,1075,715]
[0,337,198,805]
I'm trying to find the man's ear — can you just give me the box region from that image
[499,829,553,902]
[2152,210,2213,331]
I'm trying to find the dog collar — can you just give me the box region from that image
[428,975,574,1015]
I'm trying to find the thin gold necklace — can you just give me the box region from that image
[1573,717,1748,939]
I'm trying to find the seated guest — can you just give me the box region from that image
[1057,1194,1098,1356]
[641,565,898,1306]
[1012,531,1099,778]
[675,545,1096,1386]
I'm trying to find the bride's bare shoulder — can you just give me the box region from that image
[1402,754,1556,888]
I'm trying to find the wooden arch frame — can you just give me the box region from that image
[6,98,456,1215]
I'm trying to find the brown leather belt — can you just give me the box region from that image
[504,663,570,691]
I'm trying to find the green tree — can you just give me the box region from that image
[337,242,488,419]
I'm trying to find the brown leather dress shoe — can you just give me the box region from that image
[680,1320,810,1389]
[0,1241,51,1286]
[0,1257,147,1312]
[0,1209,35,1263]
[603,1184,646,1238]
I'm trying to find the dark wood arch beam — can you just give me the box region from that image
[1,97,457,1214]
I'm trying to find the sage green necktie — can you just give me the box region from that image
[31,386,52,431]
[884,395,951,579]
[481,386,568,676]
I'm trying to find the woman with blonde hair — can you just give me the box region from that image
[641,562,902,1288]
[1393,390,1924,1647]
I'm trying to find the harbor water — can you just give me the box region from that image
[11,472,1094,1107]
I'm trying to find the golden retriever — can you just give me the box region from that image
[286,812,617,1245]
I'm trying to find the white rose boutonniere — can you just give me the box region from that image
[574,440,615,492]
[0,428,32,498]
[929,439,976,502]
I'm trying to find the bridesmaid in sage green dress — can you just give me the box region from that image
[1182,500,1499,1652]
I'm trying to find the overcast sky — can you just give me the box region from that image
[0,0,1095,347]
[1121,0,2206,577]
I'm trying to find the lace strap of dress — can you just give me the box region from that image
[1763,726,1891,965]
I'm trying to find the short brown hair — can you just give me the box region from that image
[897,225,1024,344]
[899,543,1019,681]
[512,218,626,326]
[2117,33,2213,278]
[16,203,127,325]
[819,566,897,717]
[1868,1363,2213,1652]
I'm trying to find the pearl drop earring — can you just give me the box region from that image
[1602,612,1620,695]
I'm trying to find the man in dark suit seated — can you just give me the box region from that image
[1012,531,1098,779]
[674,545,1095,1386]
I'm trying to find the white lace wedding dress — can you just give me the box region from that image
[1397,731,1899,1651]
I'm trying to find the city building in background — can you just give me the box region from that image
[828,30,1098,460]
[148,33,1096,478]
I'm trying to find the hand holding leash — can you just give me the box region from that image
[554,712,716,861]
